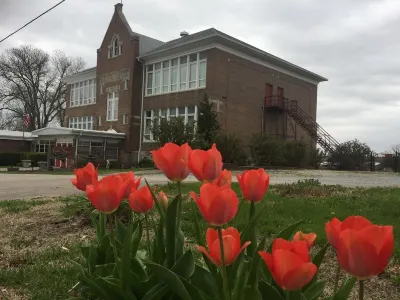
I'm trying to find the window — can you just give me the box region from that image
[143,106,198,141]
[69,78,96,107]
[107,91,119,121]
[277,87,284,98]
[98,115,102,126]
[145,52,207,96]
[109,35,122,58]
[35,140,51,153]
[123,113,128,125]
[124,79,128,90]
[68,116,94,130]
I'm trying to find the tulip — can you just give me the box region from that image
[212,169,232,188]
[190,183,238,226]
[157,191,168,210]
[71,162,98,191]
[336,217,394,279]
[129,185,154,214]
[119,171,141,199]
[293,231,317,249]
[85,174,124,213]
[151,143,191,182]
[188,144,223,182]
[197,227,251,266]
[325,217,342,249]
[236,168,270,202]
[259,238,317,291]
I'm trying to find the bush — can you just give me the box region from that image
[283,140,308,167]
[23,152,47,167]
[151,117,196,147]
[215,133,247,165]
[328,139,372,170]
[139,156,154,168]
[308,148,325,169]
[250,134,286,166]
[0,152,21,166]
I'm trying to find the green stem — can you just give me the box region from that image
[218,227,230,300]
[248,200,257,256]
[176,181,182,231]
[233,200,244,228]
[99,213,106,239]
[145,214,152,256]
[359,280,364,300]
[333,261,341,294]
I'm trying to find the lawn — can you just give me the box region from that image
[0,181,399,299]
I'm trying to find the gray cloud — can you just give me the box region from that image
[1,0,399,152]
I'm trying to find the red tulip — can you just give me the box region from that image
[120,171,141,199]
[259,238,317,291]
[151,143,191,182]
[157,191,168,210]
[336,217,394,279]
[325,217,342,249]
[129,185,154,214]
[293,231,317,249]
[197,227,251,266]
[71,162,98,191]
[190,183,238,226]
[236,168,270,202]
[188,144,223,182]
[85,174,124,213]
[212,169,232,187]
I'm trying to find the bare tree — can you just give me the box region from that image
[0,45,85,130]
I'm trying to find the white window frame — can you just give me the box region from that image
[68,116,94,130]
[69,78,96,108]
[122,113,128,125]
[145,52,206,96]
[143,106,198,142]
[109,35,122,58]
[107,91,119,121]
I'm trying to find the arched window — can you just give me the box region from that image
[109,35,122,58]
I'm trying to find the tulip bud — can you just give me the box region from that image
[157,191,168,210]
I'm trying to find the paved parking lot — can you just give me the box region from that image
[0,169,399,200]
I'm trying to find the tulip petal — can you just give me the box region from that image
[206,228,219,248]
[281,262,317,291]
[258,251,273,271]
[325,218,342,249]
[197,245,218,265]
[210,235,238,266]
[341,216,372,231]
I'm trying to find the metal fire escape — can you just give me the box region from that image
[264,96,339,155]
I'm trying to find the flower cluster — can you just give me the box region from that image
[71,142,394,299]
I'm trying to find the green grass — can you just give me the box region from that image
[0,198,51,213]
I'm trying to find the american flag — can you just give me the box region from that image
[23,114,30,127]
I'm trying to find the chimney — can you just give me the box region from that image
[180,31,189,37]
[115,3,123,12]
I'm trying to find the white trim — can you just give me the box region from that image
[62,68,96,84]
[144,43,320,85]
[106,91,119,121]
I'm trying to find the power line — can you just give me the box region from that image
[0,0,66,43]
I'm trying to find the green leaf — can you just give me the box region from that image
[258,280,284,300]
[95,263,116,277]
[166,195,179,268]
[246,201,257,257]
[267,220,303,252]
[248,234,268,288]
[120,219,134,294]
[180,277,214,300]
[303,281,326,300]
[171,250,195,279]
[88,245,99,274]
[142,283,170,300]
[81,245,90,260]
[303,243,330,292]
[240,203,266,246]
[115,216,127,245]
[243,286,262,300]
[175,228,185,261]
[287,290,302,300]
[232,260,251,300]
[132,219,142,257]
[190,264,219,298]
[331,277,357,300]
[146,261,192,300]
[130,256,148,279]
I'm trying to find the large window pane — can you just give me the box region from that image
[147,73,153,95]
[189,63,197,88]
[199,61,206,88]
[179,64,187,90]
[154,71,161,94]
[171,67,178,91]
[162,69,169,93]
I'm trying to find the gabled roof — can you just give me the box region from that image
[139,28,327,83]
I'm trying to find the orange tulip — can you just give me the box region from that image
[293,231,317,249]
[197,227,251,266]
[212,169,232,187]
[157,191,168,210]
[129,185,154,214]
[259,238,317,291]
[119,171,141,199]
[190,183,238,226]
[85,174,124,213]
[236,168,270,202]
[188,144,223,182]
[325,217,342,249]
[71,162,98,191]
[151,143,191,182]
[336,217,394,279]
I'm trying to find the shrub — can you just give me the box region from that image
[0,152,21,166]
[250,133,286,166]
[23,152,47,166]
[308,148,325,169]
[151,117,196,147]
[215,133,247,165]
[283,140,308,167]
[196,94,220,146]
[328,139,372,170]
[139,156,154,168]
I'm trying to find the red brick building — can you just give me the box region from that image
[62,3,328,166]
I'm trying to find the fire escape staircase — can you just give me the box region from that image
[265,96,340,155]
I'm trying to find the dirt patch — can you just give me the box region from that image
[0,198,94,268]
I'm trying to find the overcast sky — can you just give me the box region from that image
[1,0,399,152]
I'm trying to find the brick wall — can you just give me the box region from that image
[0,140,32,152]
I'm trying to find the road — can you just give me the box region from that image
[0,169,399,200]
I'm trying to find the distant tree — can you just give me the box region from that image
[196,94,220,147]
[328,139,372,170]
[0,45,85,130]
[151,117,196,147]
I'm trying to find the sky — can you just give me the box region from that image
[1,0,399,152]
